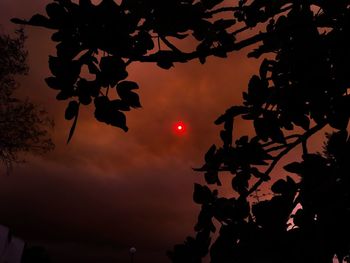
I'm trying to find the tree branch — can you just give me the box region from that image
[265,144,291,153]
[261,134,301,148]
[242,123,326,199]
[137,31,268,63]
[205,7,240,18]
[160,36,182,53]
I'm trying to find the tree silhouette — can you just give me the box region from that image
[0,29,54,174]
[12,0,350,262]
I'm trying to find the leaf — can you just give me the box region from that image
[99,56,128,86]
[23,14,56,29]
[110,99,131,111]
[51,31,63,42]
[156,51,175,69]
[328,111,349,130]
[293,114,310,130]
[205,144,217,163]
[88,63,100,74]
[193,184,214,205]
[56,90,72,100]
[259,59,271,79]
[214,114,226,125]
[135,31,154,51]
[79,94,92,106]
[325,130,348,159]
[214,19,236,29]
[157,60,173,69]
[67,102,80,144]
[271,179,287,194]
[220,130,232,147]
[205,170,221,185]
[271,177,296,195]
[94,96,129,131]
[46,3,66,20]
[116,81,141,108]
[247,75,269,106]
[65,100,79,120]
[11,18,28,25]
[49,56,81,81]
[109,110,128,131]
[214,106,247,125]
[254,118,269,141]
[232,171,250,194]
[284,162,303,174]
[45,77,62,90]
[201,0,224,9]
[116,81,139,91]
[269,125,286,144]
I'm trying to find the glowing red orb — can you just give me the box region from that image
[173,121,187,135]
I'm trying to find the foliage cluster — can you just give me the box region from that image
[13,0,350,262]
[0,29,54,173]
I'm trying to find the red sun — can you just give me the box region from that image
[173,121,187,135]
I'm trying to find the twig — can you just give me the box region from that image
[231,26,249,36]
[160,36,182,53]
[265,144,290,153]
[261,134,301,148]
[205,7,240,17]
[157,36,161,50]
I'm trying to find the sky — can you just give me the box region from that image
[0,1,328,262]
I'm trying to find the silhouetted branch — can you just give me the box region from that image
[261,135,301,148]
[265,144,290,153]
[205,7,240,17]
[231,26,249,36]
[160,36,182,53]
[302,139,308,155]
[138,32,268,63]
[243,123,326,199]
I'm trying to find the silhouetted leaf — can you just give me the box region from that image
[45,77,61,90]
[214,19,236,29]
[156,51,175,69]
[232,171,250,194]
[271,179,287,194]
[12,14,56,28]
[110,99,131,111]
[65,101,79,120]
[116,81,141,108]
[46,3,66,21]
[193,184,214,205]
[205,144,217,163]
[284,162,303,174]
[202,0,224,9]
[205,170,221,185]
[67,103,80,144]
[271,176,296,195]
[99,56,128,86]
[94,96,128,131]
[254,118,269,141]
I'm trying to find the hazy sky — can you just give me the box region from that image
[0,1,323,262]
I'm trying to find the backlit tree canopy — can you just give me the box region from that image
[13,0,350,262]
[0,29,54,173]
